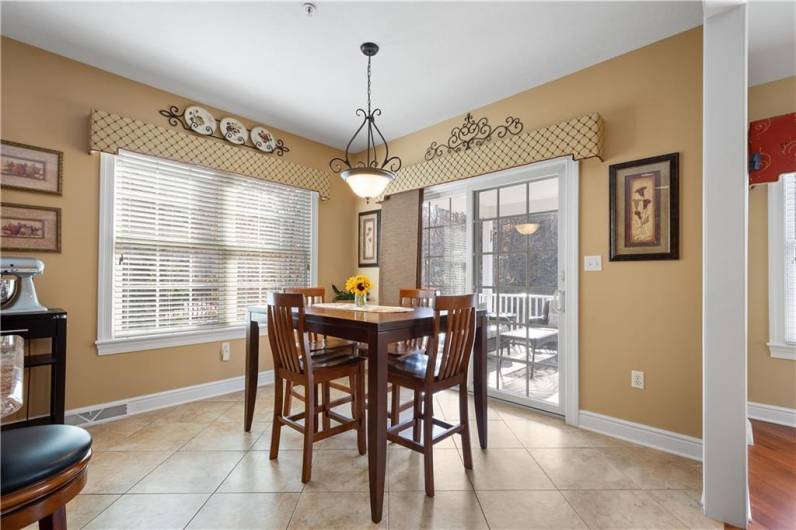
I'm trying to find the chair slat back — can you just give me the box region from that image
[398,288,437,351]
[285,287,325,342]
[398,288,436,308]
[426,294,476,382]
[267,292,310,376]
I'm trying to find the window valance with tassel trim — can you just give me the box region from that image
[384,113,604,196]
[89,109,332,199]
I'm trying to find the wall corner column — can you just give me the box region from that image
[702,2,749,527]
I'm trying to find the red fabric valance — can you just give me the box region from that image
[749,112,796,185]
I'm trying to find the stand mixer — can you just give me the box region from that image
[1,257,47,314]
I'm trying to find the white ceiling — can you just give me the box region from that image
[749,1,796,87]
[0,2,791,152]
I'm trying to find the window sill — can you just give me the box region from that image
[96,325,266,356]
[767,342,796,361]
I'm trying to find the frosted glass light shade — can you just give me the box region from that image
[341,167,395,199]
[515,223,540,235]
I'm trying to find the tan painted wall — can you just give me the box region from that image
[0,37,357,411]
[354,28,704,436]
[747,76,796,410]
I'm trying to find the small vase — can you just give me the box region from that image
[355,293,367,308]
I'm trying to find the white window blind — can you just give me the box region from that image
[783,174,796,344]
[420,194,468,295]
[111,150,313,338]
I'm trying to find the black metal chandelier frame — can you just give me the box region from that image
[329,43,402,175]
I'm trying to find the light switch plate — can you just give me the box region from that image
[221,342,231,361]
[584,255,602,271]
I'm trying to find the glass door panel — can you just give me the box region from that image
[474,176,560,410]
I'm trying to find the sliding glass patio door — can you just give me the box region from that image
[420,157,576,417]
[474,176,562,413]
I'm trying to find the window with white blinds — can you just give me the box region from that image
[98,150,316,349]
[783,174,796,345]
[767,172,796,360]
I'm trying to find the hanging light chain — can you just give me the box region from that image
[367,54,372,115]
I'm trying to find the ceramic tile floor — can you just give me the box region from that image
[36,386,723,529]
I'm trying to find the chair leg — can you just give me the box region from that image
[283,381,293,416]
[412,390,422,442]
[458,384,473,469]
[38,506,66,530]
[270,377,284,460]
[356,363,367,455]
[322,383,331,432]
[302,382,315,483]
[391,383,401,426]
[314,384,321,434]
[423,391,435,497]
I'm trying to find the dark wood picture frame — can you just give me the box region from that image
[1,140,64,196]
[358,209,381,267]
[1,202,62,253]
[609,153,679,261]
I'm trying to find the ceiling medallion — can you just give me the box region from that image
[330,42,402,200]
[424,112,524,162]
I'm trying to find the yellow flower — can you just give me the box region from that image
[345,274,372,295]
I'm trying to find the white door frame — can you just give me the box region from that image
[425,156,580,425]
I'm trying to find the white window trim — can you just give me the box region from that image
[767,176,796,360]
[95,152,318,356]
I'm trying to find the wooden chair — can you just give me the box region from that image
[267,292,366,483]
[386,294,476,497]
[390,288,436,425]
[282,287,357,424]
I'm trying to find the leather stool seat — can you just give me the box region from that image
[1,425,92,495]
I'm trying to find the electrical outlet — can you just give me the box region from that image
[584,255,602,271]
[221,342,231,361]
[631,370,645,389]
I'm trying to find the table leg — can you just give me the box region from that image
[366,331,388,523]
[244,317,259,432]
[473,315,488,449]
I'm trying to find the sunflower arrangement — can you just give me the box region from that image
[344,274,372,296]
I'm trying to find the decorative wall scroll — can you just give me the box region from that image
[609,153,679,261]
[385,113,604,196]
[158,105,289,156]
[1,140,63,195]
[424,113,523,161]
[90,110,330,198]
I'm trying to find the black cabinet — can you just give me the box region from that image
[1,309,67,428]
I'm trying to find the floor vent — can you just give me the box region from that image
[66,404,128,426]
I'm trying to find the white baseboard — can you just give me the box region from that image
[747,401,796,427]
[66,370,274,427]
[579,410,703,461]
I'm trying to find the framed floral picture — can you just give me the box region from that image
[609,153,679,261]
[1,140,63,195]
[358,210,381,267]
[1,203,61,253]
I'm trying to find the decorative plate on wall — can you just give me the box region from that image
[251,126,276,153]
[184,106,216,135]
[220,117,248,145]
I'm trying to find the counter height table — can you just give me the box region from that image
[243,304,488,523]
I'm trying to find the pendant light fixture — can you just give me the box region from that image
[330,42,402,200]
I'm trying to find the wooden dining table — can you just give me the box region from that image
[243,304,489,523]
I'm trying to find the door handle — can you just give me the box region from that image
[554,289,565,313]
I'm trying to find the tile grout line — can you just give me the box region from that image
[452,434,492,529]
[179,449,249,529]
[521,444,591,529]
